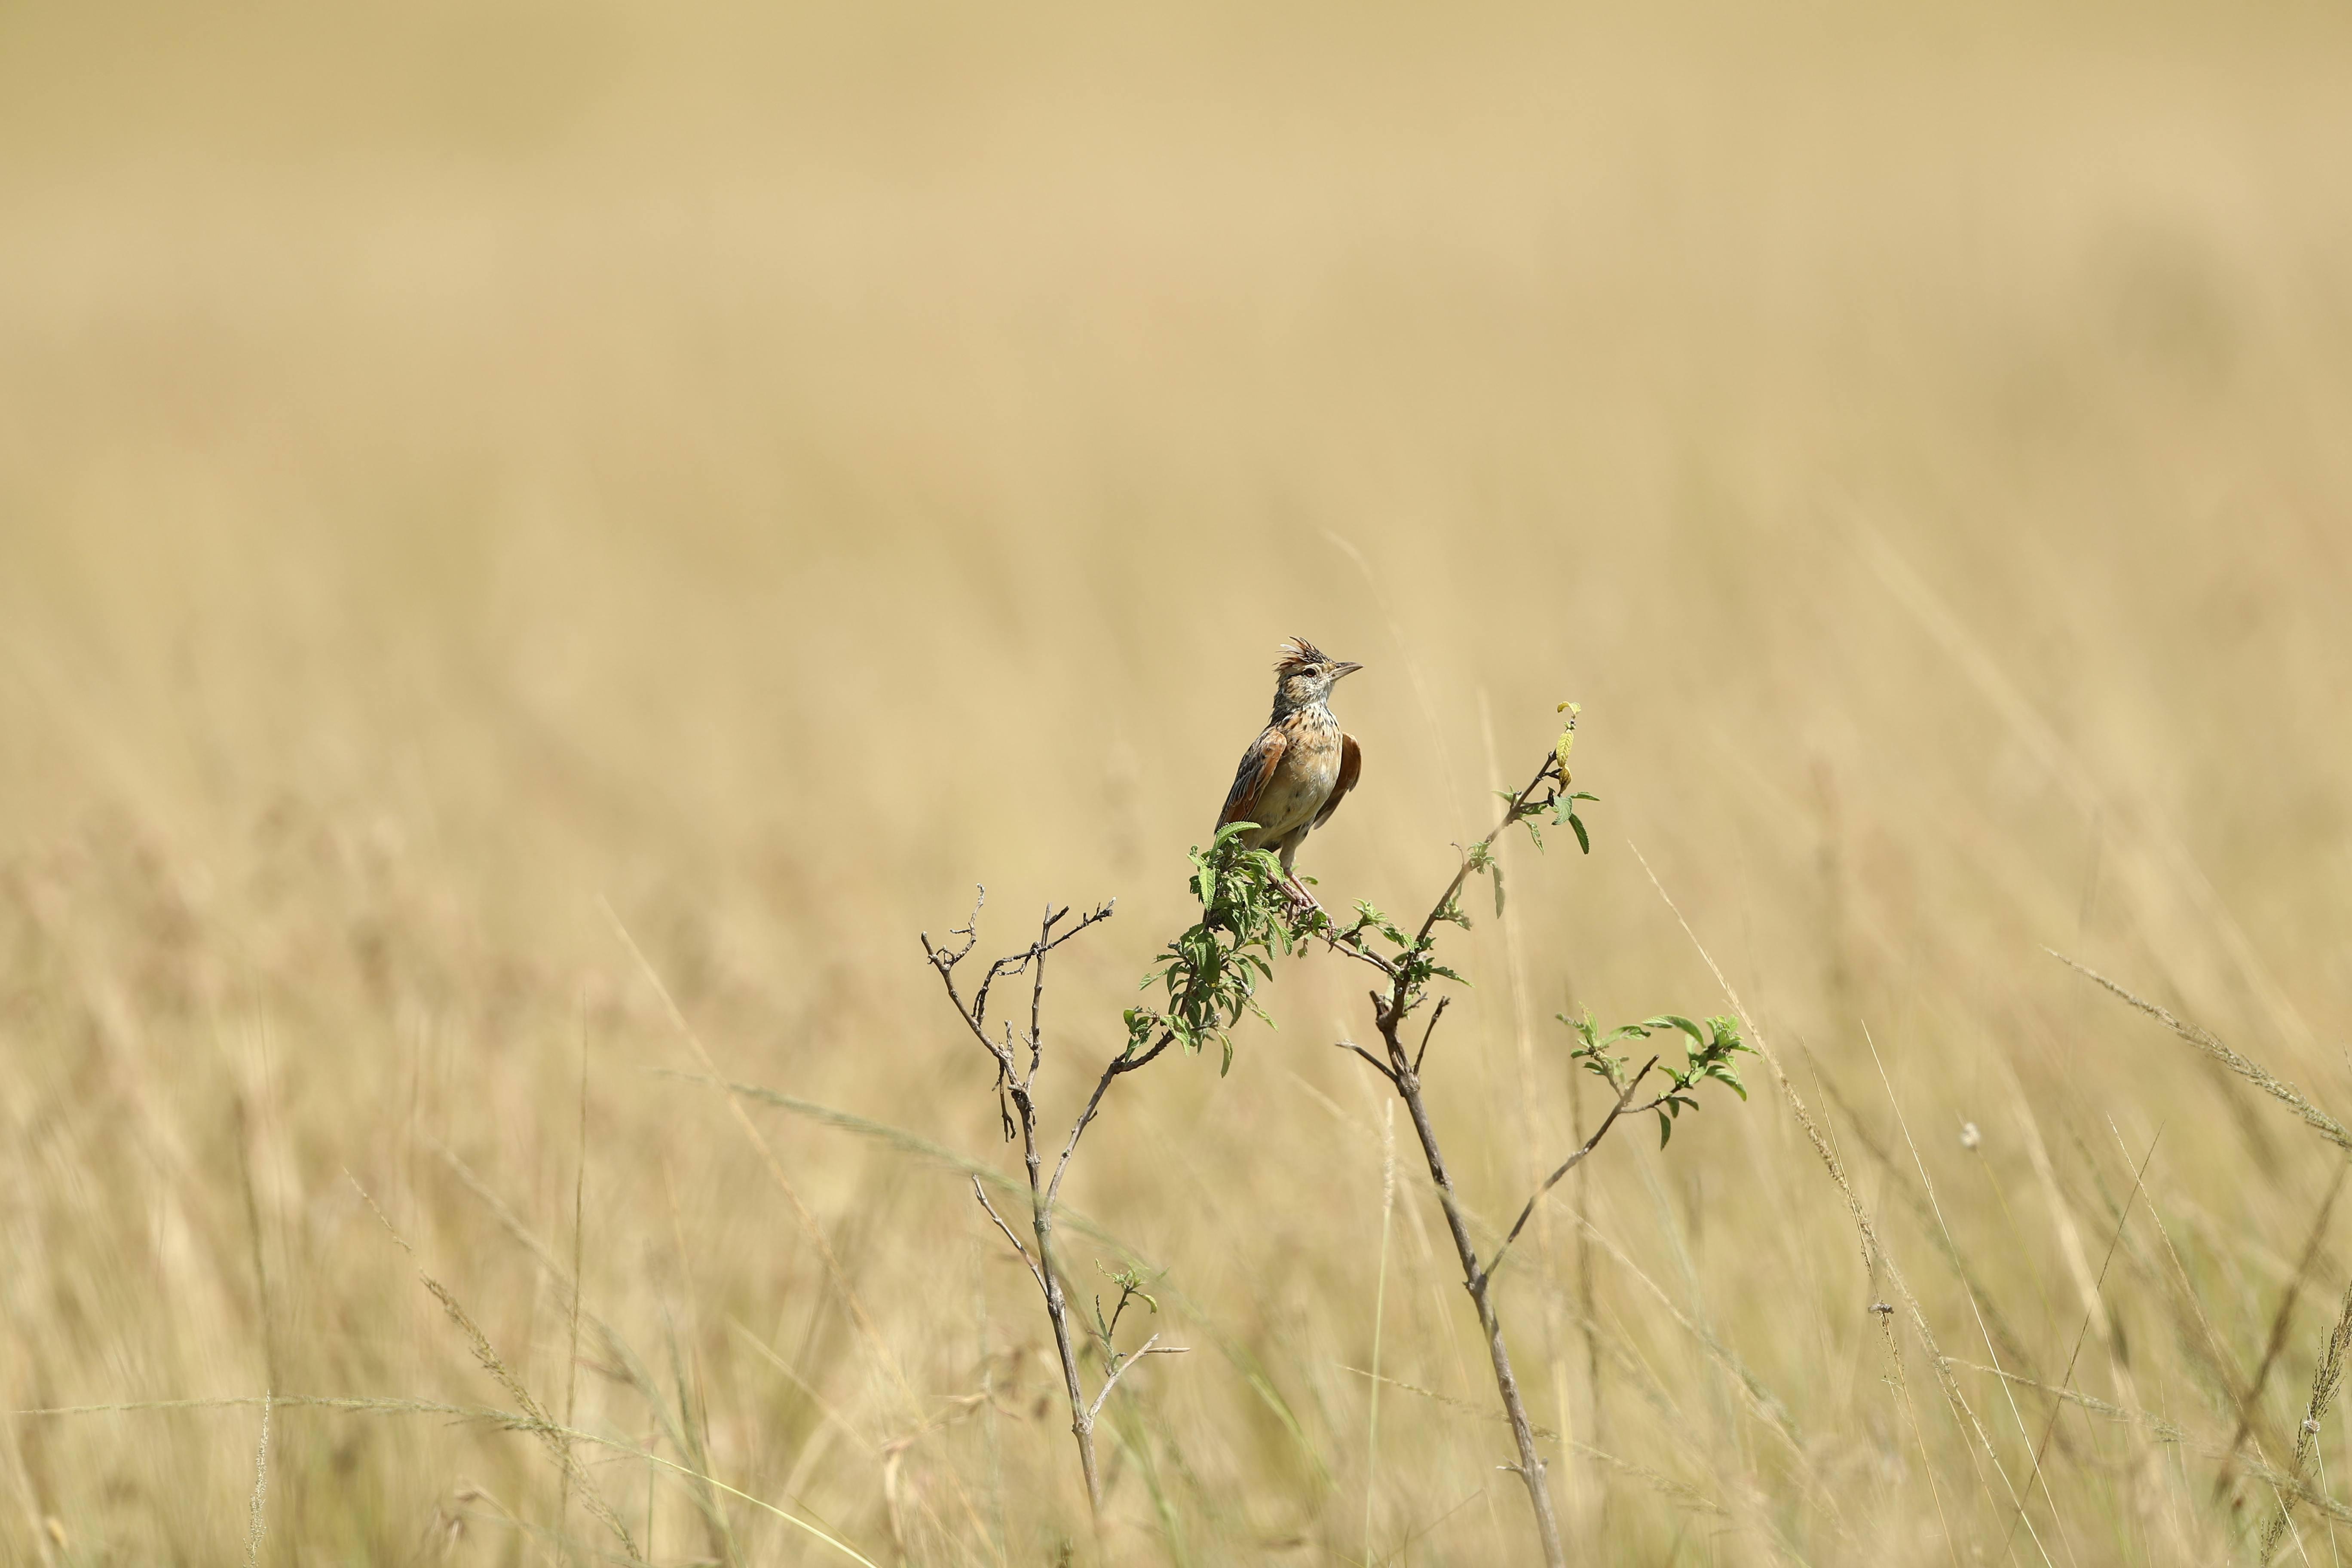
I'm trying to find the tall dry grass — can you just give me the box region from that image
[4,0,2352,1562]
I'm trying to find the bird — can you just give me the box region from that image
[1215,636,1363,908]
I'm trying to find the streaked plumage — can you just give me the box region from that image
[1216,637,1363,898]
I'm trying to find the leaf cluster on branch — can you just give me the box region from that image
[1566,1011,1750,1146]
[1125,825,1302,1074]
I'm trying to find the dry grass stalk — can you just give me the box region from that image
[2261,1277,2352,1561]
[347,1177,646,1563]
[1635,845,2071,1564]
[241,1393,270,1568]
[2052,952,2352,1153]
[15,1392,880,1566]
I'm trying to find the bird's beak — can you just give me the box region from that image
[1332,660,1364,680]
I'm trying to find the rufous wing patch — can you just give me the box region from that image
[1314,732,1361,829]
[1218,725,1289,831]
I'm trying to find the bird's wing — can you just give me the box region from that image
[1313,732,1361,829]
[1217,725,1289,831]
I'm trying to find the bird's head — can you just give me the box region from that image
[1271,636,1363,714]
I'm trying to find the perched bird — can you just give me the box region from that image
[1215,637,1363,906]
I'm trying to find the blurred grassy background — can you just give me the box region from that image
[4,0,2352,1561]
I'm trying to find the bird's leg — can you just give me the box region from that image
[1277,848,1325,923]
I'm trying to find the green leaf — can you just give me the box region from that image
[1491,860,1507,917]
[1568,812,1591,855]
[1650,1015,1708,1047]
[1657,1110,1673,1147]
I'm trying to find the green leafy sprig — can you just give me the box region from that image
[1127,822,1302,1074]
[1563,1011,1750,1145]
[1091,1262,1159,1354]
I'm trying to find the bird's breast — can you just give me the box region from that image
[1256,712,1341,833]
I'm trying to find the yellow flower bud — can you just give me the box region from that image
[1553,704,1579,785]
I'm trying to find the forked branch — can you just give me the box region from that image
[970,1176,1045,1295]
[924,878,1227,1519]
[1322,716,1747,1568]
[1335,1038,1398,1084]
[1484,1057,1660,1286]
[1087,1335,1188,1425]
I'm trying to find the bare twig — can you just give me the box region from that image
[1484,1057,1659,1285]
[1084,1335,1188,1425]
[971,1176,1046,1294]
[1335,1039,1399,1085]
[1413,996,1452,1076]
[1044,1032,1177,1216]
[924,892,1176,1519]
[1317,920,1401,979]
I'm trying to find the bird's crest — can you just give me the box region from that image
[1274,636,1330,675]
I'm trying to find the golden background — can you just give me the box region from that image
[3,1,2350,1561]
